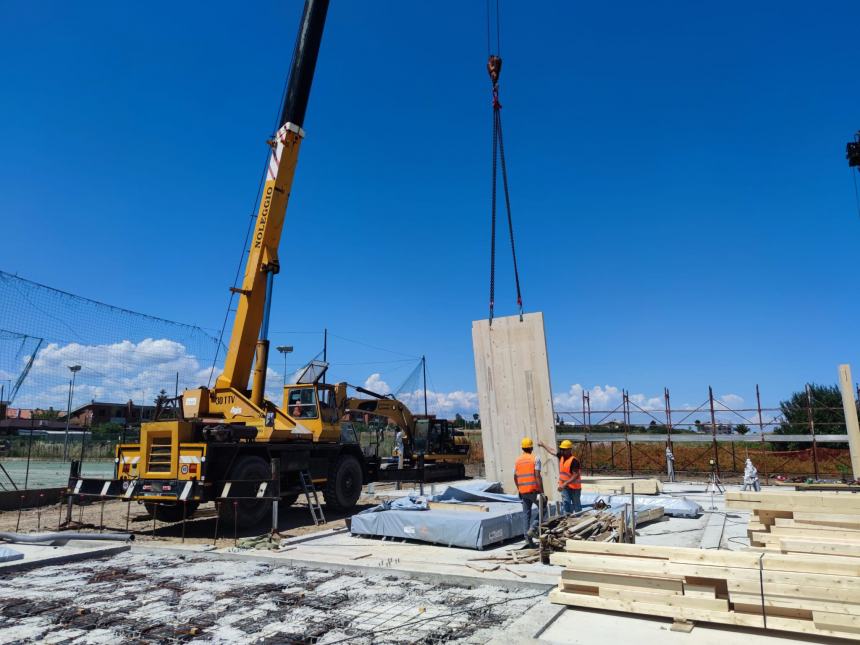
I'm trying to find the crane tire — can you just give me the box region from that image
[220,455,271,528]
[144,501,199,523]
[323,454,363,511]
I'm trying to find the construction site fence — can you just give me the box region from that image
[556,434,851,480]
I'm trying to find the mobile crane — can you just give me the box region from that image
[70,0,468,527]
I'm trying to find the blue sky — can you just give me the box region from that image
[1,1,859,418]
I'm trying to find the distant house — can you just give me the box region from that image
[698,422,734,435]
[66,401,157,428]
[0,418,84,436]
[3,407,59,420]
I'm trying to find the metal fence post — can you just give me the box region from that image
[623,390,633,477]
[708,386,720,475]
[805,384,820,480]
[756,384,768,483]
[271,458,281,537]
[65,459,80,526]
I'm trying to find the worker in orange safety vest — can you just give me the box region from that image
[514,437,544,547]
[540,439,582,514]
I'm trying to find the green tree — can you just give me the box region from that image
[735,424,750,435]
[32,407,60,420]
[776,383,849,449]
[91,422,124,439]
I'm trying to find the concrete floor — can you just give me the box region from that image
[0,479,817,644]
[0,549,543,644]
[0,540,130,574]
[537,605,836,645]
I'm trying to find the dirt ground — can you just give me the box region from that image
[0,490,389,546]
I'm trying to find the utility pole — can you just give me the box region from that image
[63,365,81,462]
[422,355,428,416]
[276,346,293,388]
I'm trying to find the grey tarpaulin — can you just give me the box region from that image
[350,481,562,549]
[0,547,23,563]
[581,492,701,518]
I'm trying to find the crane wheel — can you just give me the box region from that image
[220,455,271,527]
[323,454,363,511]
[145,501,199,523]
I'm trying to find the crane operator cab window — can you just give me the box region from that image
[317,387,339,423]
[287,388,318,419]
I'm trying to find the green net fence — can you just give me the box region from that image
[0,271,222,412]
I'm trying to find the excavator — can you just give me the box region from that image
[68,0,469,527]
[343,385,470,464]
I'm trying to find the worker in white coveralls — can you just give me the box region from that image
[743,458,760,491]
[666,445,675,482]
[514,437,543,548]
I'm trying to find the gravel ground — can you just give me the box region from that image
[0,492,386,546]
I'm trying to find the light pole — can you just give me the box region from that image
[276,346,293,387]
[63,365,81,461]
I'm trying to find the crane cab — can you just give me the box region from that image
[281,361,342,442]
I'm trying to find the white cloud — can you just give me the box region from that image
[554,384,629,410]
[398,388,479,417]
[363,373,391,395]
[361,373,477,417]
[718,393,744,408]
[12,339,217,408]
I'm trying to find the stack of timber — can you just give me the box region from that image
[726,490,860,556]
[549,541,860,640]
[541,506,664,552]
[581,477,662,495]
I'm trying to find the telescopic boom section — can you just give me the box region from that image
[216,0,329,399]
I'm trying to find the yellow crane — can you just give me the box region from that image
[81,0,467,527]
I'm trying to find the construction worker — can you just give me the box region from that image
[666,444,675,483]
[540,439,582,514]
[514,437,543,547]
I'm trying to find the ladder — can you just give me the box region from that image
[299,470,325,526]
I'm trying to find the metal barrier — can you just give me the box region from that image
[62,459,285,545]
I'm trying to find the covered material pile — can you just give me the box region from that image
[349,481,561,550]
[727,490,860,556]
[549,541,860,640]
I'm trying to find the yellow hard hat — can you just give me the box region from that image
[521,437,534,449]
[559,439,573,449]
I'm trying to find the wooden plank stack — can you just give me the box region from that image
[581,477,663,495]
[540,506,664,552]
[726,490,860,555]
[549,541,860,640]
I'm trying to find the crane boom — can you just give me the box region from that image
[216,0,329,399]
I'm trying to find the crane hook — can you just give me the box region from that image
[487,55,502,86]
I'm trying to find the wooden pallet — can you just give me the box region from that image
[549,541,860,640]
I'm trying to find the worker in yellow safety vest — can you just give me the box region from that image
[540,439,582,514]
[514,437,544,547]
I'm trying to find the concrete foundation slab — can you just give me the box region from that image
[0,550,545,643]
[0,540,130,573]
